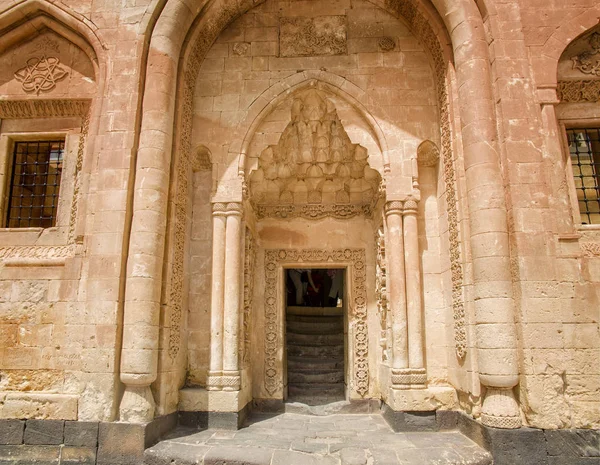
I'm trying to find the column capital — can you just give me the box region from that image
[403,198,418,215]
[226,202,243,216]
[384,200,404,216]
[212,202,228,216]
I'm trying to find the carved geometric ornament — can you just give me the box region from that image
[571,32,600,77]
[249,89,381,220]
[14,56,69,95]
[280,16,347,57]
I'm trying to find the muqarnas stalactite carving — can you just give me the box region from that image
[249,90,381,219]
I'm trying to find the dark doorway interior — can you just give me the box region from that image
[285,269,345,405]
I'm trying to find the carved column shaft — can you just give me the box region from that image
[222,203,243,390]
[208,202,243,391]
[207,204,227,390]
[403,200,425,379]
[384,201,409,374]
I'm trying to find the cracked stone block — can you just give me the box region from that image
[0,420,25,445]
[64,421,98,447]
[24,420,64,445]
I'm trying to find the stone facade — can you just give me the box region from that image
[0,0,598,459]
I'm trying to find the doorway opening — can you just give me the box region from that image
[285,268,346,405]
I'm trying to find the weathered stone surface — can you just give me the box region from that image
[1,394,77,421]
[23,420,64,445]
[203,446,273,465]
[545,430,600,457]
[60,446,97,465]
[0,444,60,464]
[63,421,98,447]
[0,420,24,445]
[97,423,145,465]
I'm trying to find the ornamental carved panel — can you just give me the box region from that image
[280,16,347,57]
[263,248,369,398]
[249,89,381,220]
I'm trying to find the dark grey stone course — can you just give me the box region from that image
[382,404,437,432]
[0,420,25,445]
[24,420,64,445]
[548,458,600,465]
[63,421,98,447]
[545,430,600,457]
[436,410,459,431]
[179,405,249,431]
[97,422,146,465]
[0,444,60,464]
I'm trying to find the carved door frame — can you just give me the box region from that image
[263,248,369,399]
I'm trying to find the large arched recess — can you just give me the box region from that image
[122,0,522,429]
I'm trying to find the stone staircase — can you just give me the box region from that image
[286,306,345,404]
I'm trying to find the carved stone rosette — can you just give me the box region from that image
[263,248,369,398]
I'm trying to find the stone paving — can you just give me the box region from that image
[145,413,492,465]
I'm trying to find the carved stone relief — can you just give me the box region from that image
[280,16,347,57]
[263,248,369,398]
[571,32,600,77]
[242,228,256,366]
[14,56,69,95]
[249,89,381,220]
[581,242,600,257]
[558,80,600,103]
[375,228,390,362]
[378,37,396,52]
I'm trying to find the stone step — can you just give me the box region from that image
[288,382,345,397]
[286,344,344,358]
[287,305,343,316]
[286,331,344,345]
[287,369,344,384]
[287,356,343,371]
[285,318,343,335]
[286,314,344,323]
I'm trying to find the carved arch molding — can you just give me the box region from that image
[167,0,467,361]
[264,248,369,398]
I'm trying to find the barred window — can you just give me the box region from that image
[567,128,600,225]
[5,140,64,228]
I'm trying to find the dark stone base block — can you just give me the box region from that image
[381,402,455,432]
[179,402,251,430]
[457,413,600,465]
[0,413,177,465]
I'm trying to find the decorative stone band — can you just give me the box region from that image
[557,80,600,103]
[581,242,600,257]
[255,203,373,220]
[384,200,419,216]
[0,244,76,266]
[391,368,427,389]
[212,202,243,217]
[0,99,90,118]
[221,374,241,391]
[206,372,241,391]
[384,200,404,216]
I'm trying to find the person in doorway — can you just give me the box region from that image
[289,269,305,306]
[327,269,343,307]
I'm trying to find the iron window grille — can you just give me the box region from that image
[567,128,600,225]
[5,140,64,228]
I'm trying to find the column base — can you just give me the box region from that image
[386,385,458,412]
[390,368,427,389]
[481,387,521,429]
[206,371,241,391]
[178,386,251,430]
[119,385,156,423]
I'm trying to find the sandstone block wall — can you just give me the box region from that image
[0,0,597,430]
